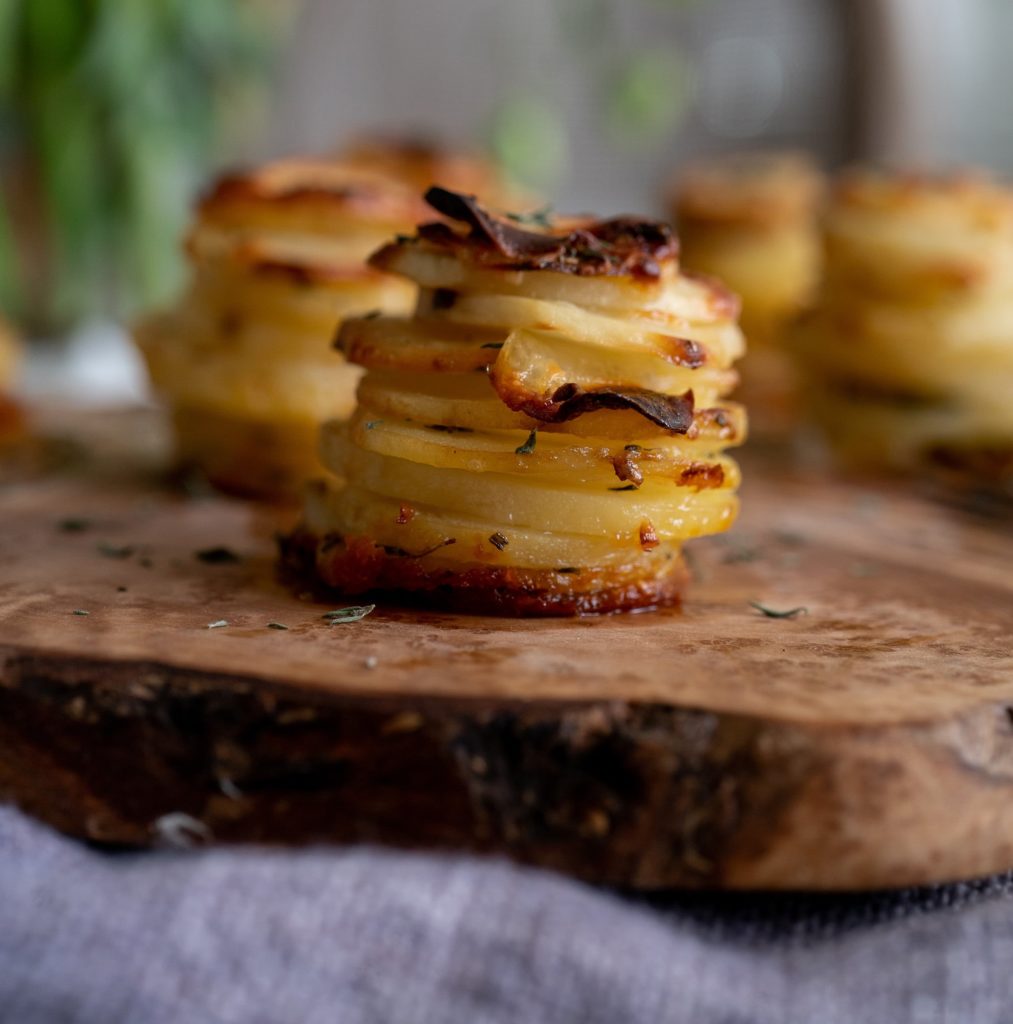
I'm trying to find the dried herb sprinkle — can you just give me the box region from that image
[749,601,808,620]
[515,429,537,455]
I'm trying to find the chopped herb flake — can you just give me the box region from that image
[749,601,808,620]
[58,517,92,533]
[364,420,382,430]
[196,546,240,565]
[724,546,760,564]
[489,532,509,550]
[381,538,456,559]
[72,609,89,616]
[206,619,229,629]
[515,429,537,455]
[504,205,554,229]
[97,542,134,559]
[608,484,637,491]
[266,622,289,630]
[323,604,376,624]
[480,342,504,350]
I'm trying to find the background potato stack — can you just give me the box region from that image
[672,152,824,436]
[135,142,516,499]
[793,170,1013,499]
[0,317,21,438]
[292,188,746,615]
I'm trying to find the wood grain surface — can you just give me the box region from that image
[1,407,1012,890]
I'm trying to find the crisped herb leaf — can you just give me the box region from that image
[488,532,509,550]
[381,539,456,559]
[749,601,808,620]
[97,542,135,560]
[480,342,504,350]
[58,517,92,533]
[72,609,90,616]
[206,619,229,629]
[515,429,537,455]
[504,205,555,229]
[323,605,376,624]
[266,622,289,630]
[364,420,382,430]
[196,546,240,565]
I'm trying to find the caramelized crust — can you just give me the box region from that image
[374,187,679,281]
[282,528,689,616]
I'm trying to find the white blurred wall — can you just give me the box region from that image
[260,0,849,214]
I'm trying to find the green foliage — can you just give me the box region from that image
[490,96,568,188]
[606,49,691,144]
[0,0,278,331]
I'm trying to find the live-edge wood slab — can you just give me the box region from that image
[1,407,1012,890]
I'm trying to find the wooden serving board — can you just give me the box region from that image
[2,407,1012,890]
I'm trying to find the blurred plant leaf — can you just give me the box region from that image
[606,49,692,145]
[0,0,282,332]
[489,96,569,189]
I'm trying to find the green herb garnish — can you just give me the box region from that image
[480,342,504,350]
[515,429,537,455]
[488,532,509,550]
[72,609,90,616]
[724,546,760,564]
[381,539,456,559]
[323,605,376,624]
[364,420,382,430]
[504,205,554,229]
[266,621,289,630]
[749,601,808,620]
[58,517,92,533]
[196,546,240,564]
[97,542,134,559]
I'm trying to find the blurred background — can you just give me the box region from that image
[1,0,1010,394]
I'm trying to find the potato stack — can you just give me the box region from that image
[136,142,514,499]
[291,188,746,615]
[0,316,21,439]
[794,169,1013,497]
[673,152,824,435]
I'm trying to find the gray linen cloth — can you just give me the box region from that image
[2,804,1011,1024]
